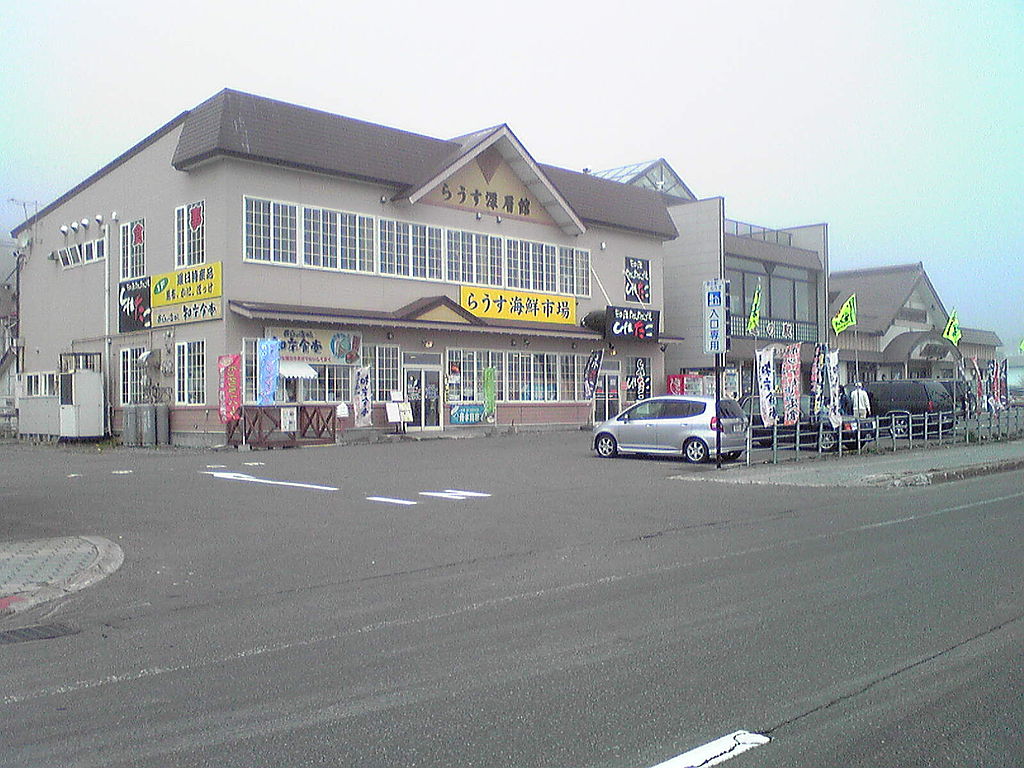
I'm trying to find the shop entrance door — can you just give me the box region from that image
[405,367,442,431]
[593,373,620,423]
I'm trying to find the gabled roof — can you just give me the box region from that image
[829,263,947,334]
[592,158,696,201]
[960,327,1002,347]
[170,89,676,239]
[403,124,586,236]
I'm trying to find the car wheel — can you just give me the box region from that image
[683,438,709,463]
[818,430,837,451]
[595,433,618,458]
[722,451,742,461]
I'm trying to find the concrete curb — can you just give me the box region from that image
[0,536,124,617]
[862,457,1024,487]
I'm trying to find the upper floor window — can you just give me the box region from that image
[446,230,502,287]
[245,197,297,264]
[380,219,442,279]
[120,219,146,279]
[558,246,590,297]
[507,239,557,293]
[175,201,206,267]
[303,206,375,272]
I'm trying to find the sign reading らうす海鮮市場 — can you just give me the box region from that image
[459,286,576,325]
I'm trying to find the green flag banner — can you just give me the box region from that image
[482,366,496,419]
[1019,337,1024,353]
[746,283,761,333]
[942,309,962,346]
[831,293,857,335]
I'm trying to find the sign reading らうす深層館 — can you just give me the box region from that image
[421,145,555,225]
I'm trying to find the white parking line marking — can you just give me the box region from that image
[67,474,82,478]
[649,731,770,767]
[206,464,226,468]
[445,489,492,497]
[111,470,134,475]
[419,491,472,500]
[366,496,417,506]
[201,471,337,491]
[243,462,265,466]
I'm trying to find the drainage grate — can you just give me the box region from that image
[0,622,80,645]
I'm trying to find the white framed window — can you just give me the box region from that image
[372,345,400,402]
[245,197,297,264]
[446,230,502,286]
[303,364,350,402]
[175,201,206,267]
[120,347,147,405]
[446,349,507,402]
[559,354,590,401]
[558,247,590,297]
[506,239,557,293]
[120,219,146,279]
[22,372,57,398]
[175,340,206,405]
[303,207,375,272]
[380,219,442,279]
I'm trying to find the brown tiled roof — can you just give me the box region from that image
[173,90,676,239]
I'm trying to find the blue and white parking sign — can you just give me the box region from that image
[703,279,730,355]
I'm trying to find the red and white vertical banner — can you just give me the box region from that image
[971,356,984,406]
[666,374,685,395]
[217,354,242,423]
[781,343,802,426]
[755,347,777,427]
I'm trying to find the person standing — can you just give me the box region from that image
[850,381,870,419]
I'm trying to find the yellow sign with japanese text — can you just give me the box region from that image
[152,298,223,328]
[459,286,576,325]
[421,146,556,225]
[151,262,223,308]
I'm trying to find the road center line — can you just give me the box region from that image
[649,731,770,767]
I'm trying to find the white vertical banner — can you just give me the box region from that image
[354,366,373,427]
[826,350,842,428]
[755,347,778,427]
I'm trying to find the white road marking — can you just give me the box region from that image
[649,731,770,767]
[366,496,418,506]
[206,464,226,468]
[111,470,134,475]
[243,461,265,466]
[67,474,82,478]
[201,471,337,491]
[7,490,1019,709]
[419,490,492,500]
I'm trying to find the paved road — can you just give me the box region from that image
[1,435,1021,767]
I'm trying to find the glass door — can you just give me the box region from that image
[405,367,442,430]
[593,373,621,423]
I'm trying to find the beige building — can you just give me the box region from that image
[12,90,676,444]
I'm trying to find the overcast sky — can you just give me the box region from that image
[2,0,1021,351]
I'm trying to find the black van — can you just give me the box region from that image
[863,379,953,415]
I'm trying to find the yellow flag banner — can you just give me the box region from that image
[746,284,761,333]
[942,309,962,346]
[831,293,857,335]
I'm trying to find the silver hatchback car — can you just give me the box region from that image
[593,395,747,462]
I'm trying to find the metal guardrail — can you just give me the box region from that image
[746,408,1024,464]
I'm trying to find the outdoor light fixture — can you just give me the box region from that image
[600,241,607,250]
[423,340,434,349]
[70,221,79,232]
[80,218,90,229]
[380,195,388,204]
[386,331,394,340]
[496,216,502,224]
[60,225,69,235]
[111,211,119,221]
[95,214,103,224]
[523,338,529,347]
[571,342,577,350]
[475,212,482,220]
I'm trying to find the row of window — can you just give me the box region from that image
[56,237,106,268]
[243,197,592,297]
[726,256,818,325]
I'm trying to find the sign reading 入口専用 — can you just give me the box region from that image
[459,286,576,325]
[702,278,730,355]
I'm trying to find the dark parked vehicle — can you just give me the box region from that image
[739,394,875,451]
[862,379,954,437]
